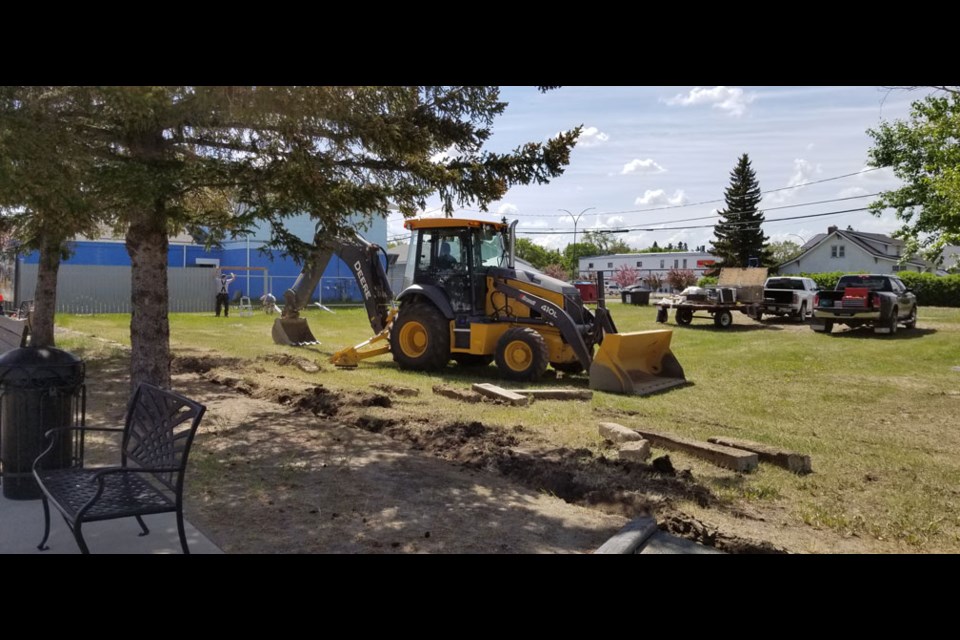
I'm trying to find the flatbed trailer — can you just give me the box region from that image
[655,298,761,328]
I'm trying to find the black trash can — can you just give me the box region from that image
[622,288,651,306]
[0,347,85,499]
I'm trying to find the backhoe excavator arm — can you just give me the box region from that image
[281,230,395,334]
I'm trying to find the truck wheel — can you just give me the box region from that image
[676,308,693,325]
[904,306,918,330]
[714,310,733,328]
[795,302,808,322]
[391,302,450,371]
[496,327,549,382]
[888,308,898,335]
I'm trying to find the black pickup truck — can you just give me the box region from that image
[811,274,917,335]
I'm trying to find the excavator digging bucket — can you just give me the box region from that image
[272,318,320,346]
[589,329,687,396]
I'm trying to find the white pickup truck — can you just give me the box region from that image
[757,276,818,321]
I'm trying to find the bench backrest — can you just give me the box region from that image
[121,383,207,493]
[0,316,29,353]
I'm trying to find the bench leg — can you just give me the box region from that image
[135,515,150,537]
[71,522,91,554]
[38,496,51,551]
[176,509,190,555]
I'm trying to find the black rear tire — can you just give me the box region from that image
[495,327,549,382]
[676,308,693,325]
[390,302,450,371]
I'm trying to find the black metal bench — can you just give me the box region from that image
[0,315,29,354]
[32,383,207,554]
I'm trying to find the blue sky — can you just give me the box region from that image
[385,86,931,252]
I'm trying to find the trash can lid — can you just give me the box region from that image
[0,347,84,387]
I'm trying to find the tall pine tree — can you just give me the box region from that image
[711,153,771,268]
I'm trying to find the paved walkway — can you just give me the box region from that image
[0,494,222,554]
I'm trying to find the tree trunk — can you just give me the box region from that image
[30,236,62,347]
[126,206,171,390]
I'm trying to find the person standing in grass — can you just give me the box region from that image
[215,269,236,317]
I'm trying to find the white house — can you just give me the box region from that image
[778,226,930,275]
[578,251,717,288]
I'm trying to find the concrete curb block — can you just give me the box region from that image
[594,516,659,554]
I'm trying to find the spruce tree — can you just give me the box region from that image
[711,153,771,268]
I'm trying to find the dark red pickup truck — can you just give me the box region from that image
[811,274,917,335]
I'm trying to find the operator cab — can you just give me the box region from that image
[403,218,507,313]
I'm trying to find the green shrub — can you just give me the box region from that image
[697,276,718,287]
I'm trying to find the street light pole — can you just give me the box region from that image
[559,207,595,279]
[785,233,807,245]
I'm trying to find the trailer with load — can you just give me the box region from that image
[655,268,767,329]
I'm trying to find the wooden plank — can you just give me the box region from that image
[595,516,659,554]
[471,383,531,406]
[634,428,758,472]
[708,436,812,474]
[514,388,593,400]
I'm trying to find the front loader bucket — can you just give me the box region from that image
[272,318,319,346]
[589,329,687,396]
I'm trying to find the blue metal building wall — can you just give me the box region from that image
[20,214,389,304]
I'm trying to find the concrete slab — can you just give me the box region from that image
[0,495,222,554]
[639,531,725,554]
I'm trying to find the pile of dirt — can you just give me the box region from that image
[187,358,780,553]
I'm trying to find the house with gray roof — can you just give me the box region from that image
[778,226,932,275]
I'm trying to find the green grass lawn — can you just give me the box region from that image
[56,302,960,551]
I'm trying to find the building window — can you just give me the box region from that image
[839,245,845,258]
[636,261,642,268]
[682,258,687,269]
[607,262,613,269]
[660,259,664,269]
[674,259,679,268]
[831,245,846,258]
[588,262,593,269]
[892,265,903,272]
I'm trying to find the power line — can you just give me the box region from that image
[518,206,875,235]
[382,167,885,222]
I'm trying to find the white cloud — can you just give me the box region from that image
[497,203,519,216]
[518,219,548,228]
[664,86,756,117]
[634,189,688,207]
[578,126,609,146]
[429,144,459,164]
[838,186,868,199]
[621,158,666,175]
[767,158,822,203]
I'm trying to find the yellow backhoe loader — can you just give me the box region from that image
[273,218,686,396]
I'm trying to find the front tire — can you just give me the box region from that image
[714,310,733,328]
[796,302,808,322]
[390,302,450,371]
[495,327,549,382]
[904,305,918,330]
[676,308,693,325]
